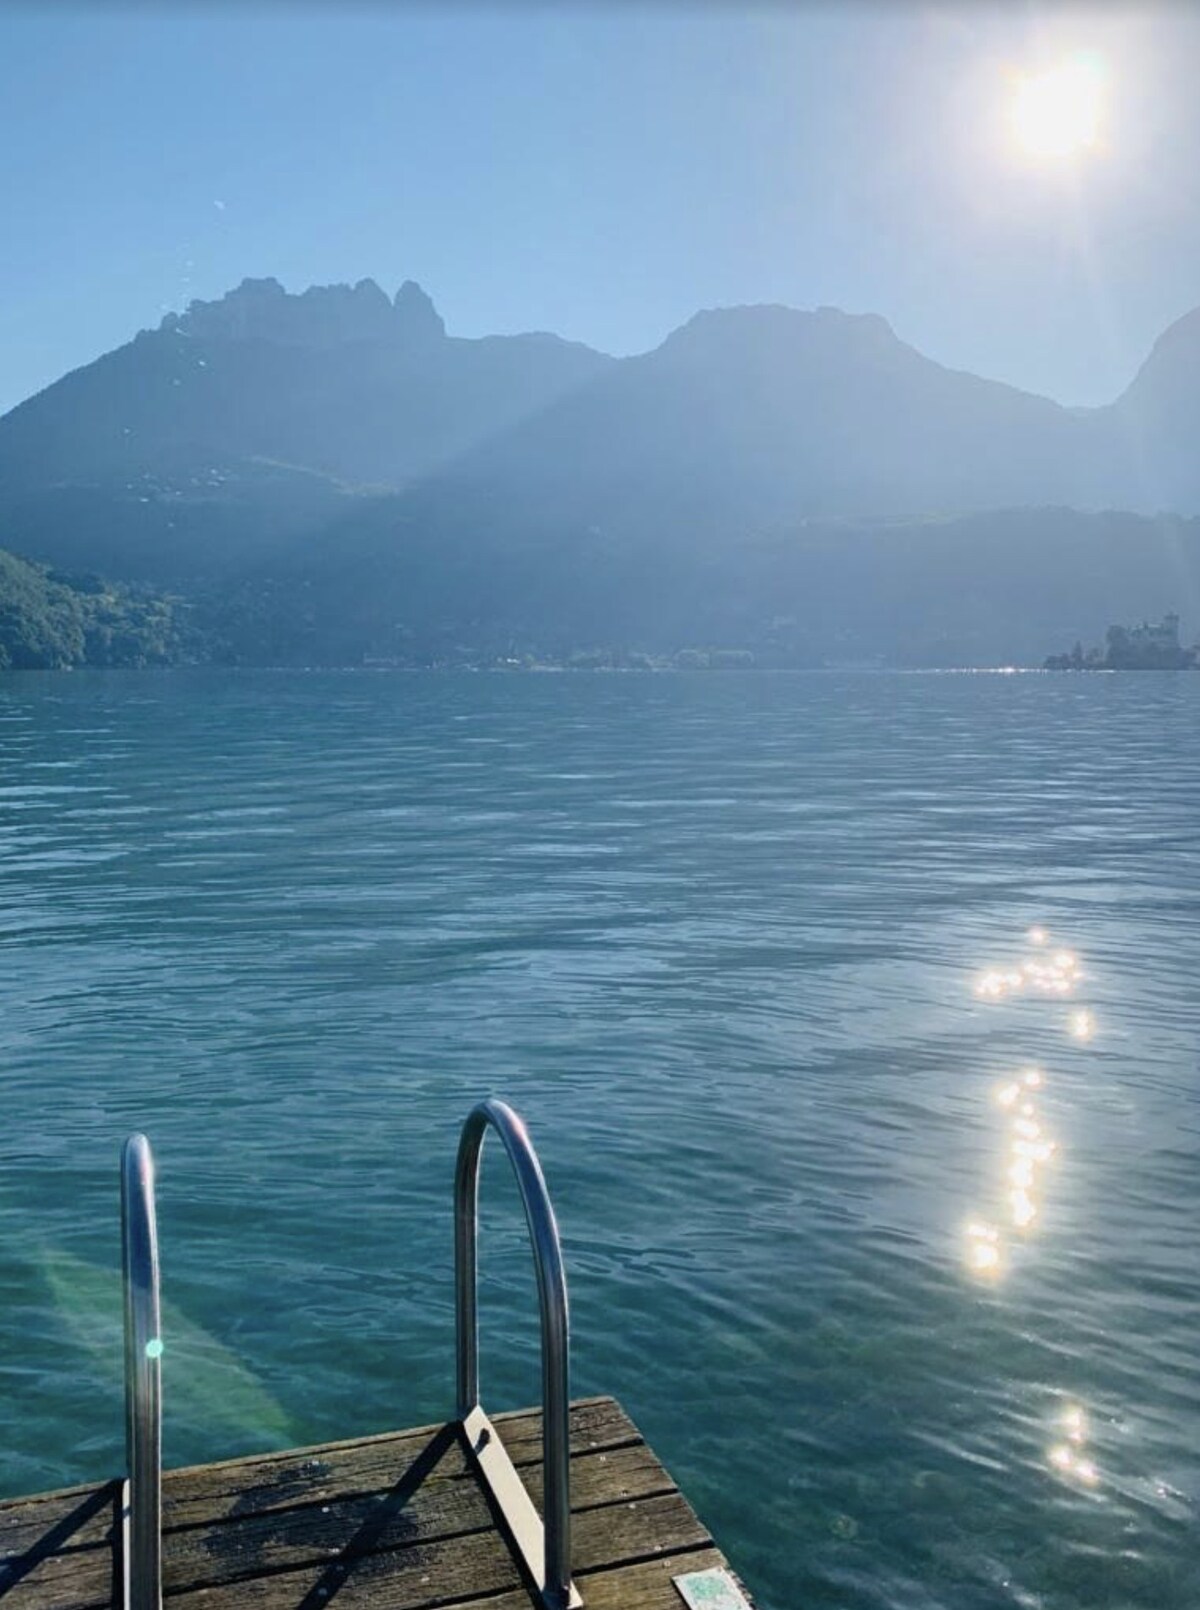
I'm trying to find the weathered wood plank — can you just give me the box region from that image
[165,1492,711,1610]
[0,1398,749,1610]
[0,1487,119,1608]
[449,1548,736,1610]
[0,1486,121,1575]
[0,1400,639,1559]
[0,1450,689,1607]
[167,1396,632,1495]
[159,1441,675,1591]
[163,1397,640,1525]
[576,1552,755,1610]
[0,1400,627,1523]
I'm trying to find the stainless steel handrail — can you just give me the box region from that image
[121,1133,162,1610]
[455,1099,577,1609]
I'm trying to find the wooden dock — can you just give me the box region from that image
[0,1397,753,1610]
[4,1104,757,1610]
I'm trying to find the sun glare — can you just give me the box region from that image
[1009,56,1105,162]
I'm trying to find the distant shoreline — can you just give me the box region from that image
[7,660,1197,677]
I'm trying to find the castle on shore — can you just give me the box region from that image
[1045,613,1198,671]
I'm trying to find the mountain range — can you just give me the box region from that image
[1,276,1198,665]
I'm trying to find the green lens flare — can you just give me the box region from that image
[145,1338,164,1360]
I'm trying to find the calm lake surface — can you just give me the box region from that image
[0,669,1196,1609]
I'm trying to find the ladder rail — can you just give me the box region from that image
[121,1133,162,1610]
[454,1099,577,1609]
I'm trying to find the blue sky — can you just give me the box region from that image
[3,2,1199,415]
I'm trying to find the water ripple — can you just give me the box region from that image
[0,668,1196,1610]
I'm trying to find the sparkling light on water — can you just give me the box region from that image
[968,933,1116,1497]
[1069,1009,1095,1041]
[974,945,1081,1002]
[1048,1404,1100,1488]
[964,936,1078,1273]
[965,1223,1003,1278]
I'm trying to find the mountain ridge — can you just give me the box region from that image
[2,278,1199,667]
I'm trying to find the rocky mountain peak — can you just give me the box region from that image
[658,302,902,367]
[393,279,445,341]
[158,276,446,348]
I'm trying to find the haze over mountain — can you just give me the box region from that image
[418,303,1096,538]
[1,277,1198,666]
[0,276,610,580]
[1104,305,1200,515]
[0,276,609,493]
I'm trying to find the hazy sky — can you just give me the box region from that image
[3,2,1200,416]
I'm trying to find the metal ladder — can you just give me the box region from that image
[118,1100,581,1610]
[120,1133,161,1610]
[455,1099,582,1610]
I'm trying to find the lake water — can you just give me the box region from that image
[0,669,1196,1609]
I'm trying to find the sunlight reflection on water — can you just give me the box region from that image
[965,935,1069,1277]
[968,935,1117,1503]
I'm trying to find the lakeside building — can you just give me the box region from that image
[1046,612,1198,670]
[1106,613,1192,669]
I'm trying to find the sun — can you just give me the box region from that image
[1009,56,1105,162]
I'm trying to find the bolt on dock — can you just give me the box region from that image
[0,1103,756,1610]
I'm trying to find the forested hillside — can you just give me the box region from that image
[0,548,188,669]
